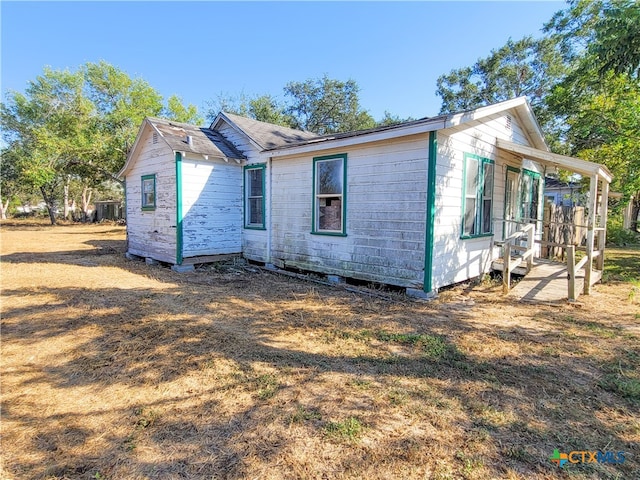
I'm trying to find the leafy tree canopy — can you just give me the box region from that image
[1,61,201,223]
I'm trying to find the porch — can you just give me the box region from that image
[492,140,612,303]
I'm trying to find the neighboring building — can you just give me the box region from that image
[544,177,583,207]
[119,97,611,297]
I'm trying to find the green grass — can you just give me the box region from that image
[604,247,640,283]
[324,417,365,443]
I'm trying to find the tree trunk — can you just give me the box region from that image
[81,186,92,222]
[40,186,57,225]
[0,198,9,220]
[631,197,640,233]
[63,177,70,220]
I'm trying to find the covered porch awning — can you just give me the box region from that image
[495,139,613,299]
[496,139,612,184]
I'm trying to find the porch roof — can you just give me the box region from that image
[496,139,612,184]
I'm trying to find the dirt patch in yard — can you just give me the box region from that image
[1,222,638,479]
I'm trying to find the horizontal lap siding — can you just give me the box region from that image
[181,157,242,257]
[271,136,429,288]
[431,113,542,289]
[216,121,269,262]
[125,128,177,263]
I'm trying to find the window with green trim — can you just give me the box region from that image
[244,164,265,229]
[141,174,156,210]
[462,154,494,237]
[312,154,347,235]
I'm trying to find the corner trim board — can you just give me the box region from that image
[424,131,437,293]
[175,152,183,265]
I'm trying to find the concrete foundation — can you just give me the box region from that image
[171,264,195,273]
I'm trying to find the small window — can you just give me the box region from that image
[313,154,347,235]
[462,154,494,238]
[244,165,265,229]
[141,174,156,210]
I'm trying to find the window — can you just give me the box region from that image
[312,154,347,235]
[141,174,156,210]
[244,164,265,229]
[462,154,494,237]
[520,169,541,223]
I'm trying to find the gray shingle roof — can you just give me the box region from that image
[147,117,245,160]
[220,112,320,150]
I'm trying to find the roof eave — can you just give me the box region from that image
[267,119,445,158]
[496,139,612,183]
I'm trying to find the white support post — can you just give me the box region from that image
[597,180,609,271]
[567,244,576,302]
[503,242,511,294]
[584,175,598,295]
[527,224,534,272]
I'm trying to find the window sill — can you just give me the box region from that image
[311,231,347,237]
[244,226,266,231]
[141,207,156,211]
[460,233,494,240]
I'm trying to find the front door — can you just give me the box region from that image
[504,167,520,238]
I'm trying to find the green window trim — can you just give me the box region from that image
[244,163,266,230]
[520,168,542,224]
[461,153,494,239]
[312,153,347,236]
[141,174,156,211]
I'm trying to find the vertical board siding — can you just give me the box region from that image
[431,113,544,290]
[181,157,242,257]
[125,128,177,263]
[270,136,429,288]
[216,121,269,262]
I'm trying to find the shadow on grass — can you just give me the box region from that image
[2,238,638,478]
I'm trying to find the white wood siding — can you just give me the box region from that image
[125,127,177,263]
[215,121,270,262]
[181,156,242,257]
[431,112,544,290]
[270,135,429,288]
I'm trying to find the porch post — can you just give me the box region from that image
[597,179,609,271]
[584,175,598,295]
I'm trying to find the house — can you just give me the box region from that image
[119,97,612,298]
[544,177,583,207]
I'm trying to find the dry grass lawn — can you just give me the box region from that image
[1,221,638,479]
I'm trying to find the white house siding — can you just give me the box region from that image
[215,120,270,262]
[431,112,543,290]
[270,135,430,288]
[181,155,242,257]
[125,128,177,263]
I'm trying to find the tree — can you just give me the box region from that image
[544,0,640,229]
[436,36,567,131]
[206,76,379,134]
[589,0,640,78]
[166,95,203,125]
[284,75,376,134]
[1,62,201,224]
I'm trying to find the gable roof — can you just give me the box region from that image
[211,112,320,150]
[215,97,547,158]
[118,117,246,177]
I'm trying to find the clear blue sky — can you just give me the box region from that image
[1,1,565,125]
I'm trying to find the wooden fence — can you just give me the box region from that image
[541,204,586,260]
